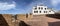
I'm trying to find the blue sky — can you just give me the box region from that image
[0,0,60,14]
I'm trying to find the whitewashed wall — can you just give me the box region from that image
[32,5,55,15]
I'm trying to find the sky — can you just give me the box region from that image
[0,0,60,14]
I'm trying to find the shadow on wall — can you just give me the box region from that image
[0,14,9,26]
[46,14,60,19]
[19,21,30,26]
[48,21,60,26]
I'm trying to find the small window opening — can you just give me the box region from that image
[34,7,37,10]
[39,7,40,9]
[49,11,51,12]
[41,7,43,10]
[44,11,47,13]
[45,8,46,10]
[34,11,38,13]
[44,11,45,13]
[40,11,41,13]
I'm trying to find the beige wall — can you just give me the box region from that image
[2,14,15,26]
[1,14,60,26]
[2,14,48,26]
[17,14,26,21]
[17,14,32,21]
[1,14,33,26]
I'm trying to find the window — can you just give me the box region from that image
[34,11,38,13]
[44,11,45,13]
[45,8,46,10]
[34,7,37,10]
[40,11,41,13]
[41,7,43,10]
[39,7,40,9]
[44,11,47,13]
[49,11,51,12]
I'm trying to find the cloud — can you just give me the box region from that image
[51,0,60,6]
[0,1,16,10]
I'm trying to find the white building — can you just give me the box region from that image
[32,5,55,15]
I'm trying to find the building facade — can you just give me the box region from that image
[32,5,55,15]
